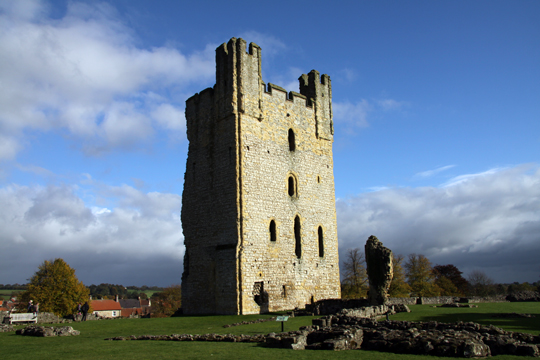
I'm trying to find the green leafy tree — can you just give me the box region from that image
[434,276,460,296]
[433,264,469,296]
[389,254,412,297]
[151,285,182,317]
[341,248,368,298]
[507,282,536,294]
[404,253,440,297]
[20,258,89,316]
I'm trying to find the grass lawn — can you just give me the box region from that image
[1,302,539,359]
[142,289,161,298]
[0,289,24,300]
[393,303,540,335]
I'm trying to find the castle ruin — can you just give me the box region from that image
[181,38,340,315]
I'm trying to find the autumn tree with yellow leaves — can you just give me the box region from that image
[388,254,412,297]
[404,253,440,297]
[20,258,90,317]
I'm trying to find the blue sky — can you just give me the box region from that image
[1,0,539,287]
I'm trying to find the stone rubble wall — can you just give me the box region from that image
[388,297,418,305]
[307,295,513,315]
[306,298,369,315]
[0,311,9,323]
[37,312,63,323]
[0,324,14,332]
[416,296,459,305]
[506,291,540,302]
[3,311,101,325]
[16,325,80,337]
[459,295,509,303]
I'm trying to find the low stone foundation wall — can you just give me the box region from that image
[0,324,14,332]
[306,298,369,315]
[388,297,417,305]
[309,295,510,313]
[37,312,63,324]
[0,311,9,324]
[506,291,540,302]
[69,313,100,321]
[460,296,509,303]
[389,296,460,305]
[16,325,80,337]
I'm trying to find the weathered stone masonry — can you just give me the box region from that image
[181,38,341,315]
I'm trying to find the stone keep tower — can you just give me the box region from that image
[181,38,340,315]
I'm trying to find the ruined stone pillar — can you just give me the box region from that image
[365,235,393,305]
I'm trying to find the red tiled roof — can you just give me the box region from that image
[91,300,122,311]
[121,308,142,317]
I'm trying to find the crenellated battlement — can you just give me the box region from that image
[264,83,309,106]
[187,37,333,141]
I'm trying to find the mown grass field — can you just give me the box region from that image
[0,289,24,300]
[1,303,539,360]
[142,289,161,298]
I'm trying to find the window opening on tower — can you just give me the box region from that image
[269,220,277,242]
[318,226,324,257]
[295,216,302,258]
[288,176,296,197]
[288,129,295,151]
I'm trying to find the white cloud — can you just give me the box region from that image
[336,68,357,83]
[0,182,183,286]
[333,100,371,133]
[377,99,409,111]
[0,134,22,161]
[151,103,186,132]
[337,164,540,283]
[333,97,409,135]
[238,31,286,57]
[441,168,503,187]
[415,165,456,178]
[0,0,214,159]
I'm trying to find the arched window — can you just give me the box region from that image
[318,226,324,257]
[288,176,295,197]
[269,220,276,242]
[288,129,296,151]
[294,216,302,258]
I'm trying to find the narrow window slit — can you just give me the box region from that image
[288,129,296,151]
[318,226,324,257]
[295,216,302,258]
[269,220,276,242]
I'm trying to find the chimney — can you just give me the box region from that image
[115,295,119,302]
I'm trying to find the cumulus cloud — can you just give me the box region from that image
[0,182,183,286]
[337,164,540,283]
[3,164,539,286]
[0,0,214,159]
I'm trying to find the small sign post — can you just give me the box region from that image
[275,315,289,332]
